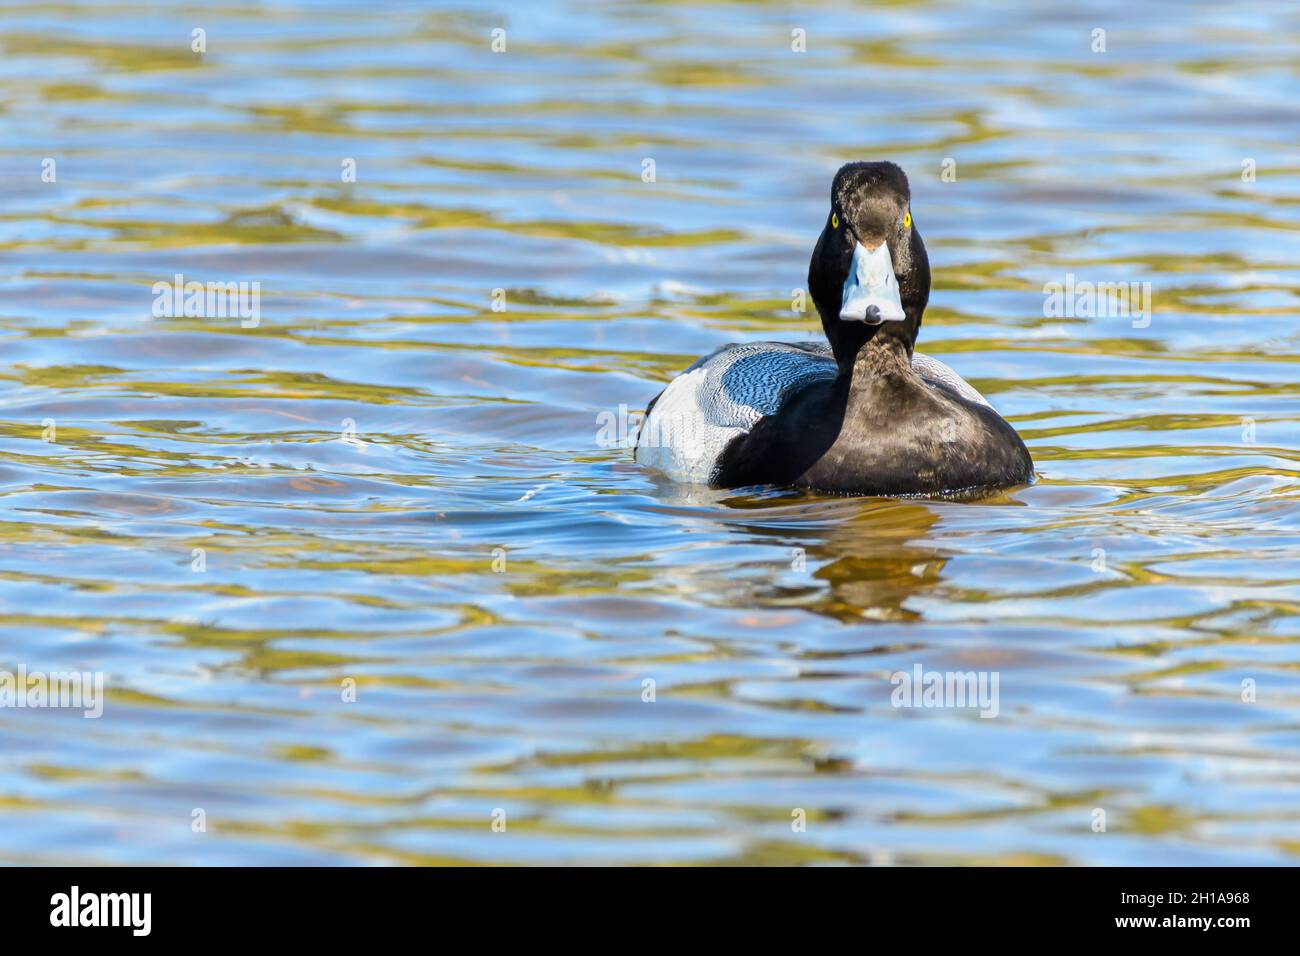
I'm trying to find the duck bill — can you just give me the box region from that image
[839,240,906,323]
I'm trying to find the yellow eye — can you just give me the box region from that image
[831,212,839,229]
[903,210,911,229]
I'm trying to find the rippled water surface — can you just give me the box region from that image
[2,0,1300,865]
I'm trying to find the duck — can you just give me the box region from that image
[634,161,1033,497]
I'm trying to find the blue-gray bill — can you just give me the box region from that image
[839,240,906,323]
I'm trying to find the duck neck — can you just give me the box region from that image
[835,330,913,418]
[845,326,911,381]
[829,314,918,373]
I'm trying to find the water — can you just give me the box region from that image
[2,0,1299,865]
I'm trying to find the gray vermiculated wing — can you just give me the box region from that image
[698,342,837,429]
[911,353,992,408]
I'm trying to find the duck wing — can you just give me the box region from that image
[635,342,836,483]
[911,352,991,408]
[635,342,990,483]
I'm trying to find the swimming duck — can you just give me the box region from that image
[635,161,1033,496]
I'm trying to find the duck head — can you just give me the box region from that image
[807,161,930,370]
